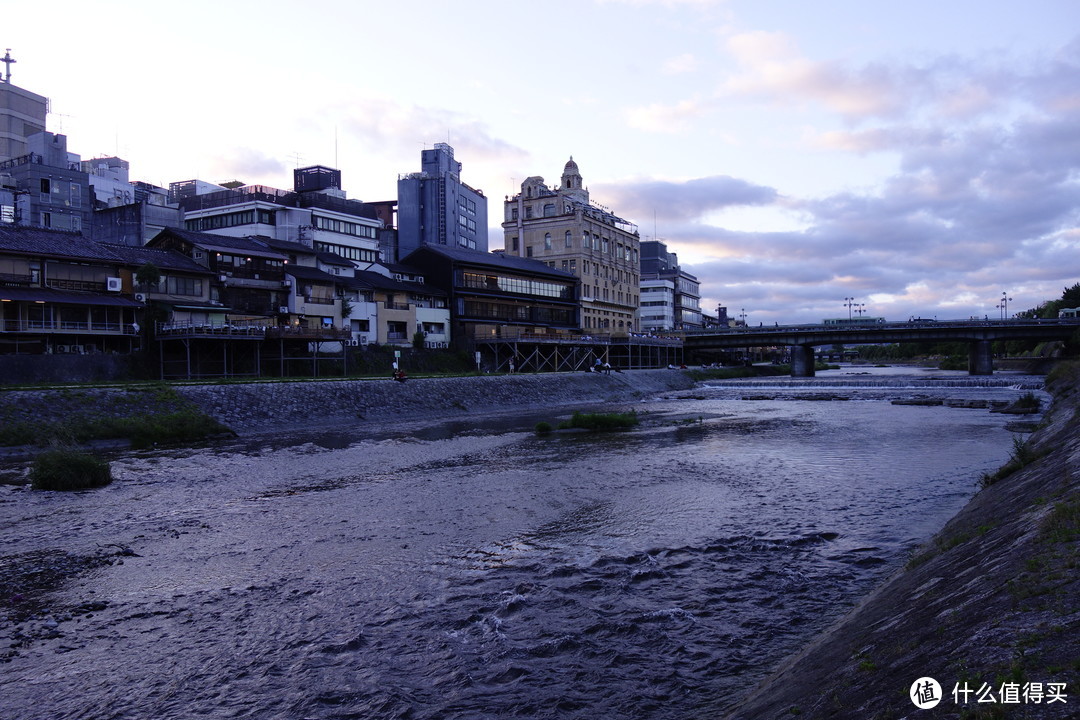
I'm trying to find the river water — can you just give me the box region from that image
[0,367,1046,719]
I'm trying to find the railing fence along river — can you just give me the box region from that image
[0,366,1045,719]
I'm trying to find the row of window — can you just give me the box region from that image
[144,276,204,296]
[314,241,379,264]
[187,209,275,232]
[462,300,574,326]
[461,271,574,300]
[313,214,377,239]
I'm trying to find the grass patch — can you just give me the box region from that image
[979,436,1042,489]
[557,410,639,431]
[30,447,112,491]
[0,385,233,448]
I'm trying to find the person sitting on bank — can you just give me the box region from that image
[392,370,408,383]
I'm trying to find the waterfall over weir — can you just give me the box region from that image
[703,375,1046,391]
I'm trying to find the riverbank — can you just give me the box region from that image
[173,369,697,433]
[725,362,1079,719]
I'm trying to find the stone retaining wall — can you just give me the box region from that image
[174,369,698,433]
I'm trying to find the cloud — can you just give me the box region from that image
[209,147,287,184]
[663,53,699,75]
[597,175,778,221]
[335,97,529,165]
[721,31,912,119]
[625,98,711,133]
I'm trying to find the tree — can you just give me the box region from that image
[135,262,161,290]
[1061,282,1080,309]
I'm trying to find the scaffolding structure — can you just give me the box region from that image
[475,333,683,373]
[156,322,350,380]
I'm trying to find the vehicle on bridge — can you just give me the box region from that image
[822,317,886,326]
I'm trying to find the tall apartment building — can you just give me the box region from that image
[0,59,47,162]
[639,239,702,331]
[502,158,640,333]
[396,143,487,261]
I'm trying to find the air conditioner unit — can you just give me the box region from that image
[282,280,292,287]
[135,293,148,303]
[106,277,122,292]
[219,275,228,282]
[278,306,290,314]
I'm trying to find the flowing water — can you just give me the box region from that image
[0,367,1046,719]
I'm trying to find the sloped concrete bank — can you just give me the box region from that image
[725,364,1080,719]
[175,369,698,434]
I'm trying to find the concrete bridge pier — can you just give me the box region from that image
[791,344,816,377]
[968,340,994,375]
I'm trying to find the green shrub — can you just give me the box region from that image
[30,448,112,491]
[534,421,553,434]
[563,410,639,430]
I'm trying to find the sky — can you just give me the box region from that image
[6,0,1080,323]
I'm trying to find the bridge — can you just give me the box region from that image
[684,319,1080,376]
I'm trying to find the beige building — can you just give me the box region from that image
[502,158,640,333]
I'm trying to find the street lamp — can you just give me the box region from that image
[739,308,747,326]
[844,297,855,320]
[1001,291,1013,320]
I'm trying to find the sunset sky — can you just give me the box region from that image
[6,0,1079,323]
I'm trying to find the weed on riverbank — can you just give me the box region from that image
[29,448,111,491]
[0,384,233,449]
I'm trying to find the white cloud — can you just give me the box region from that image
[663,53,699,75]
[625,98,710,133]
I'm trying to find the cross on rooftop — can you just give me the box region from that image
[1,49,14,83]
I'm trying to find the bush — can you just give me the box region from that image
[560,410,639,431]
[534,421,553,434]
[30,448,112,491]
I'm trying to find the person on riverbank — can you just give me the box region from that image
[392,370,407,383]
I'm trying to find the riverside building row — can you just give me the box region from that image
[1,66,702,374]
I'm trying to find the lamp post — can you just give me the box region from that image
[844,297,855,320]
[855,303,866,318]
[1001,291,1012,320]
[739,308,747,326]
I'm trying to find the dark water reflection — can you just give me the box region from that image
[0,375,1039,719]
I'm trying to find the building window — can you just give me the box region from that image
[543,203,555,217]
[525,206,533,219]
[511,237,519,251]
[544,233,552,250]
[526,246,533,258]
[565,231,572,248]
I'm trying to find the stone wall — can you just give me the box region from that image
[174,369,697,433]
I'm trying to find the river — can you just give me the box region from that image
[0,366,1046,719]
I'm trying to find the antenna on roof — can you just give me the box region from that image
[1,49,15,84]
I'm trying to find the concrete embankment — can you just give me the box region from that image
[173,369,696,433]
[725,364,1080,719]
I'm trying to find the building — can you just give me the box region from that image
[403,245,577,343]
[639,239,702,331]
[147,228,289,320]
[0,131,91,233]
[0,225,143,354]
[502,157,639,333]
[174,165,383,266]
[0,56,47,163]
[396,143,487,260]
